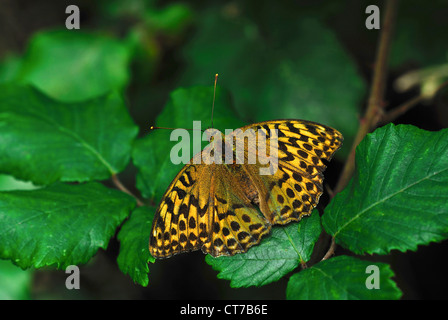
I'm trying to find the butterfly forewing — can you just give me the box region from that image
[149,119,343,258]
[149,165,210,258]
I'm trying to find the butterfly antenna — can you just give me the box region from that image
[149,126,204,132]
[150,126,178,130]
[151,75,218,132]
[211,73,218,129]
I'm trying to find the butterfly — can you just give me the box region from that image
[149,119,343,258]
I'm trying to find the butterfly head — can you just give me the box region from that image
[204,127,223,143]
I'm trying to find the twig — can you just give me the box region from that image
[321,238,336,261]
[379,95,424,125]
[321,0,399,263]
[380,80,448,125]
[111,174,144,206]
[334,0,399,195]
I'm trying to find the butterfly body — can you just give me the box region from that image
[149,120,343,258]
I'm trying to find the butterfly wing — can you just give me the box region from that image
[233,120,343,225]
[149,146,271,258]
[149,163,209,258]
[201,164,271,257]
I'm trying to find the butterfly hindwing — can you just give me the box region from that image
[202,165,271,257]
[236,120,343,225]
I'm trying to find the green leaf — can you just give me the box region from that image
[0,259,32,300]
[0,182,136,269]
[133,130,179,202]
[0,84,138,185]
[132,86,245,202]
[156,85,247,133]
[179,5,365,158]
[296,212,322,262]
[323,124,448,255]
[205,213,321,288]
[0,174,39,192]
[286,256,402,300]
[144,3,193,36]
[117,205,155,287]
[15,29,132,102]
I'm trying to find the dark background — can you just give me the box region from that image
[0,0,447,299]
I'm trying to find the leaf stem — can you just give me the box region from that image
[321,237,336,261]
[334,0,399,195]
[111,174,144,206]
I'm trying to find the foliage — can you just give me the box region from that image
[0,84,138,184]
[286,256,401,300]
[117,206,156,287]
[0,182,135,269]
[323,124,448,255]
[0,259,32,300]
[206,212,321,288]
[0,0,447,300]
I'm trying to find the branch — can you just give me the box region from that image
[379,95,423,125]
[321,238,336,261]
[380,79,448,125]
[334,0,399,195]
[322,0,400,263]
[111,174,144,206]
